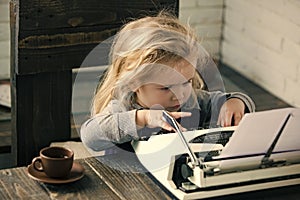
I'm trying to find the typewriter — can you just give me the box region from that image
[132,108,300,199]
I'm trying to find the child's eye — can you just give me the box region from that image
[160,86,171,90]
[183,80,192,86]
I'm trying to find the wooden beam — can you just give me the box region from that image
[16,0,179,75]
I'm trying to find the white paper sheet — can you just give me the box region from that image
[216,108,298,171]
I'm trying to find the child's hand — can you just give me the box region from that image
[217,98,245,127]
[136,110,191,131]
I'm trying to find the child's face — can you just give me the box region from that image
[135,59,195,111]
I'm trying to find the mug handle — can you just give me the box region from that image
[32,157,44,172]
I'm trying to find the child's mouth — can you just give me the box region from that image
[169,105,181,111]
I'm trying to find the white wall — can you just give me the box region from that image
[0,0,10,79]
[221,0,300,107]
[179,0,224,59]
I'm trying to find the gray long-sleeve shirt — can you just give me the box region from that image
[80,90,255,152]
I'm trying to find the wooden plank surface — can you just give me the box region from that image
[0,157,173,199]
[13,0,179,75]
[11,71,72,166]
[86,154,174,200]
[0,167,50,199]
[0,118,11,152]
[1,156,300,200]
[18,0,176,32]
[42,159,121,200]
[219,65,290,111]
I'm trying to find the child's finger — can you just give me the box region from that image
[162,111,188,132]
[178,123,187,132]
[233,112,243,126]
[161,121,173,131]
[170,112,192,119]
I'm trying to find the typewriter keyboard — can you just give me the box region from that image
[189,130,234,146]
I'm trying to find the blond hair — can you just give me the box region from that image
[92,12,206,115]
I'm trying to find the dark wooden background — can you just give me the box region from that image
[10,0,179,166]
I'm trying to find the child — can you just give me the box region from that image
[80,12,255,152]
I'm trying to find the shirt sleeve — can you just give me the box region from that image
[227,92,256,113]
[80,100,139,151]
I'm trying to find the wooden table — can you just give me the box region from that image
[0,152,175,200]
[1,153,300,200]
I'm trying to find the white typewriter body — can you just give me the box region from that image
[132,108,300,199]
